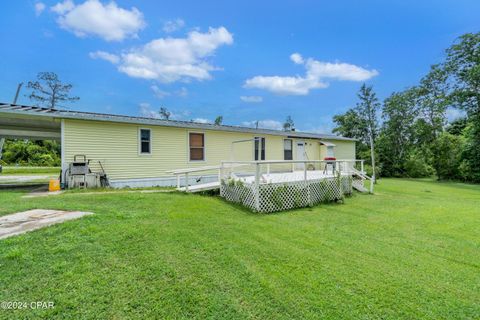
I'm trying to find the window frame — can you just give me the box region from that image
[253,136,266,161]
[138,128,152,155]
[188,131,206,162]
[326,146,335,157]
[283,138,293,160]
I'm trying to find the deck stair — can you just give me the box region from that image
[350,168,371,193]
[177,181,220,193]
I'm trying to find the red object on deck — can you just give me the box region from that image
[324,157,336,161]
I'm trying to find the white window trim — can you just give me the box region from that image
[283,138,293,160]
[188,131,206,162]
[326,145,335,157]
[253,136,266,161]
[138,128,152,156]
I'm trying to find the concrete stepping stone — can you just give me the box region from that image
[0,209,93,239]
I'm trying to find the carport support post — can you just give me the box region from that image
[254,162,260,211]
[0,138,4,160]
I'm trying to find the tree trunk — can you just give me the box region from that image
[369,132,376,186]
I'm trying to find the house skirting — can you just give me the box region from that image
[109,174,218,188]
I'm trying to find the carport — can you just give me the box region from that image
[0,104,61,140]
[0,103,62,173]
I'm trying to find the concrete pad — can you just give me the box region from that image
[0,175,56,183]
[22,191,64,198]
[0,209,93,239]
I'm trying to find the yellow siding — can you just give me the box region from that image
[63,119,356,180]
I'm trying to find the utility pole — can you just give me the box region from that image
[13,82,23,104]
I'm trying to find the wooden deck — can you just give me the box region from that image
[176,181,220,193]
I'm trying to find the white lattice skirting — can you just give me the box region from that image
[221,176,353,213]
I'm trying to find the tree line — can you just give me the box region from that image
[333,32,480,182]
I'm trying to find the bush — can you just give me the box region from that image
[459,121,480,182]
[432,132,464,180]
[404,153,435,178]
[2,139,61,167]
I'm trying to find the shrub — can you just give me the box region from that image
[404,153,435,178]
[432,132,464,180]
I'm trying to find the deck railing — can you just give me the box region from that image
[219,160,372,212]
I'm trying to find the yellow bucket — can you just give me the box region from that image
[49,179,61,192]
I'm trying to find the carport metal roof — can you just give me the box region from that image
[0,104,61,140]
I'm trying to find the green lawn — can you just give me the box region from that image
[1,166,61,175]
[0,179,479,319]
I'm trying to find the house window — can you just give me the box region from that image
[189,132,205,161]
[327,146,335,157]
[254,137,265,160]
[139,129,151,154]
[284,139,293,160]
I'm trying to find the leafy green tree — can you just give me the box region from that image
[1,140,60,166]
[416,65,449,140]
[333,85,380,178]
[26,72,79,109]
[442,32,480,182]
[333,109,368,159]
[354,84,380,181]
[447,117,468,135]
[214,116,223,125]
[377,89,418,176]
[283,116,295,131]
[159,107,171,120]
[432,132,465,180]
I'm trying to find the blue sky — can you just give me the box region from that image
[1,0,479,133]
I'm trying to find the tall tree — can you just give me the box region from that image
[416,64,450,141]
[283,116,295,131]
[355,84,380,181]
[442,32,480,181]
[26,72,79,109]
[333,109,369,160]
[214,116,223,125]
[378,89,418,176]
[159,107,171,120]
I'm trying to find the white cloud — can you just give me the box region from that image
[89,50,120,64]
[244,53,378,95]
[290,52,304,64]
[51,0,74,14]
[51,0,145,41]
[35,2,46,16]
[139,102,159,118]
[240,95,263,103]
[241,120,283,130]
[139,103,192,120]
[176,87,188,97]
[104,26,233,83]
[163,19,185,33]
[151,85,170,99]
[193,118,210,124]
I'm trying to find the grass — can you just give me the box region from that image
[1,166,61,175]
[0,179,479,319]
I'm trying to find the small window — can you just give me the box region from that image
[189,133,205,161]
[139,129,151,154]
[284,139,293,160]
[254,137,266,160]
[327,146,335,157]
